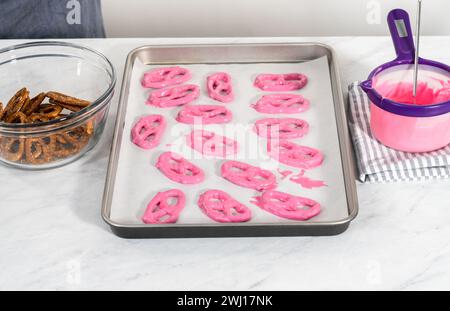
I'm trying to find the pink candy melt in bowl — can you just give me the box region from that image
[360,9,450,153]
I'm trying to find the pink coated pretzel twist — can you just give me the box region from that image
[142,189,186,224]
[207,72,234,103]
[176,105,233,124]
[254,73,308,91]
[131,114,166,149]
[187,130,238,157]
[142,66,191,89]
[254,118,309,139]
[147,84,200,108]
[252,94,310,114]
[221,160,277,192]
[252,190,321,221]
[268,140,323,169]
[198,190,252,223]
[156,152,205,184]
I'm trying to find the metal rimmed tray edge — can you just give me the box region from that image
[101,43,359,239]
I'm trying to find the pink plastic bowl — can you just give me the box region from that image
[361,9,450,153]
[370,102,450,152]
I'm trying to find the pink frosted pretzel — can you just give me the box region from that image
[142,66,191,89]
[254,73,308,91]
[131,114,166,149]
[252,190,320,221]
[252,94,310,114]
[254,118,309,139]
[268,140,323,169]
[207,72,234,103]
[221,160,277,191]
[142,189,186,224]
[156,152,205,184]
[198,190,252,223]
[176,105,233,124]
[187,130,238,157]
[147,84,200,107]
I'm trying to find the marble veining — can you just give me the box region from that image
[0,37,450,290]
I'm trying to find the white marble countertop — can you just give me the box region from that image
[1,37,450,291]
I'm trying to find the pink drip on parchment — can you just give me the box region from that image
[290,170,327,189]
[277,169,293,180]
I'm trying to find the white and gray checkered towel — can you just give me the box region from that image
[348,82,450,183]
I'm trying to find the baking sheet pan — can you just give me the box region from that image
[102,43,358,238]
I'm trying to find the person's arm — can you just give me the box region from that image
[0,0,105,39]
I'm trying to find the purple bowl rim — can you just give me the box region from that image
[361,58,450,118]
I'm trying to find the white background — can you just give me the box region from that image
[101,0,450,37]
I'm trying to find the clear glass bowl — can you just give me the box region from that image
[0,41,116,169]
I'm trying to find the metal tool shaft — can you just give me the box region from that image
[413,0,422,97]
